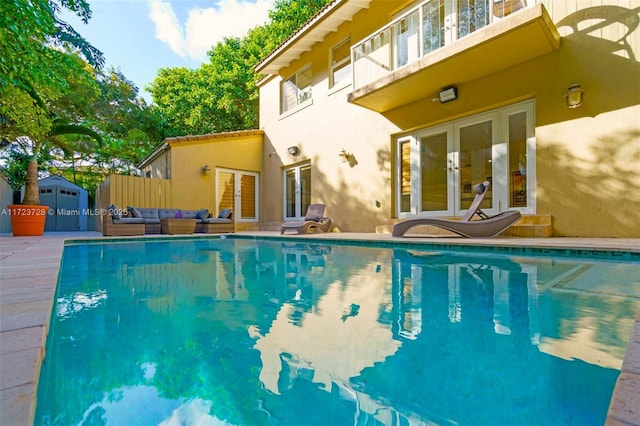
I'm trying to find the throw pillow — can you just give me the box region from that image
[197,209,210,219]
[128,206,142,218]
[107,204,121,220]
[218,208,232,219]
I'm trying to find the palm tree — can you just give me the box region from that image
[20,118,102,205]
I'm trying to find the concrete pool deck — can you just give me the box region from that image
[1,232,639,425]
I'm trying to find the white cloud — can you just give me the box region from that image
[148,0,273,60]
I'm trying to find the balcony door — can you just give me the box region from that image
[396,100,534,218]
[283,163,311,220]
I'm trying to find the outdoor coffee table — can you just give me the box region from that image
[160,218,196,235]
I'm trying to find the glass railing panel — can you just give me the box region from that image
[422,0,446,55]
[457,0,491,39]
[393,9,421,69]
[351,0,534,90]
[353,28,392,88]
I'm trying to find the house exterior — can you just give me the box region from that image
[254,0,640,237]
[137,130,263,229]
[135,0,639,237]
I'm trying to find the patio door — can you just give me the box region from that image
[216,168,259,222]
[395,100,535,218]
[283,163,311,220]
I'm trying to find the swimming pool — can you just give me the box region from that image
[35,237,639,425]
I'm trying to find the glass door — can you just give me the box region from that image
[454,112,497,216]
[418,127,454,216]
[395,100,535,218]
[283,163,311,220]
[217,168,259,222]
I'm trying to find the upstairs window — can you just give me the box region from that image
[330,37,351,89]
[281,65,312,114]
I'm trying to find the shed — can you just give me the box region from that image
[31,176,89,231]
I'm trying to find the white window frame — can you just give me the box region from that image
[395,99,536,217]
[282,162,311,221]
[329,36,352,91]
[216,168,260,223]
[280,65,312,115]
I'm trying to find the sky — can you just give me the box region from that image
[63,0,275,103]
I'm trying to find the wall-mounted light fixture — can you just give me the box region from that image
[287,146,300,156]
[201,164,211,176]
[564,83,584,108]
[438,86,458,103]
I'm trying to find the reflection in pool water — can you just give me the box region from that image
[36,238,639,425]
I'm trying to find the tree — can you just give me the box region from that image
[41,68,165,198]
[1,0,106,205]
[147,0,330,136]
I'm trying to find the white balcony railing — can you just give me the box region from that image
[351,0,532,90]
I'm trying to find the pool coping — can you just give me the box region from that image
[1,232,639,425]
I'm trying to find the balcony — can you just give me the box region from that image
[348,1,560,112]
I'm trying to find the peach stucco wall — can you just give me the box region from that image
[257,0,640,236]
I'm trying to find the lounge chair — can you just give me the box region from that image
[281,204,332,235]
[391,181,521,238]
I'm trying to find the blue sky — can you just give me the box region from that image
[64,0,274,103]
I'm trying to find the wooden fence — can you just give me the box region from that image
[97,174,172,210]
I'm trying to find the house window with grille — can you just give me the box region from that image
[281,65,312,114]
[330,37,351,89]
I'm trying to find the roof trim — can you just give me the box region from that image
[255,0,371,75]
[137,129,264,169]
[165,129,264,144]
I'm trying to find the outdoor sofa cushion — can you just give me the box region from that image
[107,204,123,220]
[132,208,160,220]
[113,217,145,224]
[202,218,232,224]
[158,209,203,221]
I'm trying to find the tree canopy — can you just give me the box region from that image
[1,0,332,199]
[147,0,331,137]
[0,0,104,141]
[1,0,163,200]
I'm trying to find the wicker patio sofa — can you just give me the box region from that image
[102,204,234,236]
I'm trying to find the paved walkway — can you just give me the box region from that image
[1,232,639,425]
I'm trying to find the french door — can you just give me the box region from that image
[216,168,259,222]
[283,163,311,220]
[396,100,535,218]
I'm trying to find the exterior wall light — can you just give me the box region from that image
[564,83,584,108]
[201,165,211,176]
[287,146,300,156]
[438,86,458,103]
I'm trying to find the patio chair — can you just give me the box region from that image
[281,204,332,235]
[392,181,521,238]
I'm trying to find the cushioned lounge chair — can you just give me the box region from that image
[281,204,332,235]
[392,181,521,238]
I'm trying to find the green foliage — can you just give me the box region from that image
[0,141,55,191]
[45,69,165,197]
[0,0,105,141]
[147,0,330,137]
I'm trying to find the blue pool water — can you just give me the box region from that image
[36,237,639,425]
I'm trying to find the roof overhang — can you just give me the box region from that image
[137,130,264,169]
[347,4,561,113]
[255,0,371,75]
